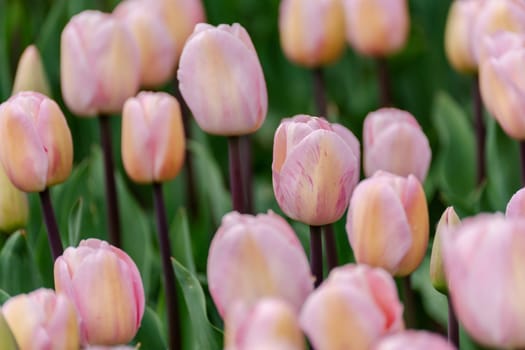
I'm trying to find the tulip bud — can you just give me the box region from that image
[122,92,185,184]
[61,10,140,116]
[0,92,73,192]
[2,288,80,350]
[346,171,429,276]
[300,264,404,350]
[272,115,360,226]
[363,108,431,182]
[0,163,28,234]
[12,45,51,96]
[506,187,525,217]
[207,211,313,318]
[0,312,18,350]
[342,0,410,56]
[178,23,267,136]
[279,0,346,67]
[54,239,145,345]
[429,207,460,294]
[372,330,456,350]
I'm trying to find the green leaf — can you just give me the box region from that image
[0,289,10,305]
[134,306,167,350]
[170,209,196,275]
[67,198,83,247]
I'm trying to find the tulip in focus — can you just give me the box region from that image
[122,92,185,183]
[54,238,145,345]
[0,312,18,350]
[300,264,404,349]
[342,0,410,56]
[506,187,525,217]
[178,23,267,135]
[272,115,360,226]
[61,10,140,116]
[279,0,346,67]
[2,288,80,350]
[346,171,429,276]
[12,45,51,96]
[372,330,456,350]
[0,92,73,192]
[363,108,431,181]
[0,163,28,234]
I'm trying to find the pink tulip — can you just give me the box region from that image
[346,171,429,276]
[372,330,456,350]
[363,108,431,181]
[207,211,313,318]
[300,264,404,349]
[2,288,80,350]
[272,115,360,226]
[54,239,145,345]
[0,92,73,192]
[178,23,267,136]
[12,45,51,96]
[61,10,140,116]
[442,214,525,348]
[506,187,525,217]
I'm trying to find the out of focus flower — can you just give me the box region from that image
[12,45,51,96]
[84,346,138,350]
[506,187,525,217]
[0,163,28,234]
[372,330,456,350]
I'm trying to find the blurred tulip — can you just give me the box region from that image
[178,23,267,136]
[84,346,137,350]
[342,0,409,56]
[122,92,185,183]
[2,288,79,350]
[12,45,51,96]
[279,0,346,67]
[372,330,456,350]
[363,108,431,181]
[207,211,313,318]
[346,171,429,276]
[0,312,19,350]
[442,214,525,348]
[506,187,525,217]
[61,10,140,116]
[0,92,73,192]
[0,164,28,234]
[54,239,145,345]
[272,115,360,226]
[300,264,404,349]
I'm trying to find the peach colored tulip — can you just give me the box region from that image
[342,0,409,56]
[506,187,525,217]
[300,264,404,350]
[178,23,267,136]
[279,0,346,67]
[2,288,80,350]
[441,214,525,348]
[0,92,73,192]
[12,45,51,96]
[0,312,17,350]
[207,211,313,318]
[346,171,429,276]
[372,330,456,350]
[363,108,431,182]
[0,163,28,234]
[122,92,185,184]
[54,239,145,345]
[61,10,140,116]
[272,115,360,226]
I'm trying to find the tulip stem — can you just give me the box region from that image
[448,297,460,347]
[240,135,254,214]
[313,68,327,117]
[376,58,392,107]
[400,275,416,328]
[310,225,323,288]
[228,136,246,213]
[473,75,486,185]
[153,183,182,350]
[39,188,63,261]
[520,141,525,186]
[322,224,338,271]
[98,115,121,248]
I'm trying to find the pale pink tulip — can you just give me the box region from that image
[54,239,145,345]
[12,45,51,96]
[272,115,360,226]
[372,330,456,350]
[346,171,429,276]
[178,23,267,136]
[506,187,525,217]
[207,211,313,318]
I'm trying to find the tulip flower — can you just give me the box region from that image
[2,288,80,350]
[279,0,346,67]
[84,346,137,350]
[54,238,145,345]
[346,171,429,276]
[441,214,525,348]
[372,331,456,350]
[207,211,313,318]
[506,187,525,217]
[363,108,431,182]
[12,45,51,96]
[0,163,28,234]
[300,264,404,349]
[0,312,19,350]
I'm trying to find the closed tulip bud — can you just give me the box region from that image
[178,23,267,136]
[54,239,145,345]
[363,108,431,182]
[279,0,346,67]
[12,45,51,96]
[2,288,80,350]
[122,92,185,184]
[207,211,313,318]
[0,92,73,192]
[506,187,525,217]
[372,331,456,350]
[342,0,410,57]
[272,115,360,226]
[346,172,429,276]
[442,214,525,348]
[0,312,18,350]
[0,163,28,234]
[300,264,404,350]
[61,10,140,116]
[429,207,460,294]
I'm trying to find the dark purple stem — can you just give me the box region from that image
[322,224,338,271]
[310,225,323,288]
[38,188,63,261]
[240,135,253,214]
[401,275,416,328]
[448,297,460,347]
[473,75,486,185]
[313,68,328,117]
[377,58,392,107]
[228,136,245,213]
[520,142,525,187]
